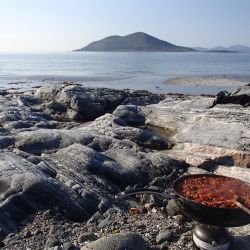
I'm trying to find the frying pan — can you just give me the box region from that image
[115,174,250,227]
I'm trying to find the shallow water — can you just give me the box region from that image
[0,51,250,94]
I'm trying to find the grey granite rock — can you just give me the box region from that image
[80,233,147,250]
[0,152,91,238]
[35,85,128,121]
[145,93,250,167]
[78,232,98,244]
[113,105,145,125]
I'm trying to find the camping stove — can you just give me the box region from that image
[193,224,231,250]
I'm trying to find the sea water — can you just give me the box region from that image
[0,51,250,95]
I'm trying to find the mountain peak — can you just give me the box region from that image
[74,32,193,52]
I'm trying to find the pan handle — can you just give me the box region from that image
[115,188,175,200]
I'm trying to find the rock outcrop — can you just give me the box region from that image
[0,84,249,249]
[0,85,186,240]
[145,93,250,169]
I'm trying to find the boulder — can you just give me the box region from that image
[80,233,147,250]
[146,95,250,168]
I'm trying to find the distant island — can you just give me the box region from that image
[193,45,250,53]
[74,32,194,52]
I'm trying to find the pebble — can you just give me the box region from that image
[78,232,98,244]
[151,208,158,213]
[144,203,154,210]
[34,229,43,235]
[87,211,104,224]
[72,184,82,192]
[156,229,172,244]
[23,230,32,238]
[80,233,147,250]
[62,241,77,250]
[46,237,61,248]
[49,225,59,236]
[160,241,169,250]
[166,199,179,216]
[98,218,114,229]
[98,199,111,213]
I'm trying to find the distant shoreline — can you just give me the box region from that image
[1,74,250,96]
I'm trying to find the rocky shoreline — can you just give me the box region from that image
[0,83,249,249]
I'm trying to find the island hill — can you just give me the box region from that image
[74,32,194,52]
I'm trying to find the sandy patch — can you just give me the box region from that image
[166,76,250,87]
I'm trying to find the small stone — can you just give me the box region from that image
[144,203,154,210]
[156,230,172,244]
[49,225,59,236]
[166,199,179,216]
[80,233,147,250]
[23,230,32,238]
[151,208,157,213]
[63,241,77,250]
[160,241,169,250]
[103,207,117,218]
[6,235,21,244]
[174,214,185,223]
[34,229,43,235]
[98,199,111,213]
[65,180,75,187]
[98,218,113,229]
[72,184,81,192]
[46,237,61,248]
[87,211,104,224]
[160,207,165,212]
[49,247,62,250]
[149,194,163,207]
[78,232,98,244]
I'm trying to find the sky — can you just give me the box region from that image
[0,0,250,52]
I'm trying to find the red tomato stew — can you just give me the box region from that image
[176,175,250,208]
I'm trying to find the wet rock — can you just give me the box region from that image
[80,233,147,250]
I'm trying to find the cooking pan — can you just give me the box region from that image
[115,174,250,227]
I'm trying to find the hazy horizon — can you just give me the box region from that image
[0,0,250,52]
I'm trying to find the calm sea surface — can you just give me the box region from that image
[0,52,250,94]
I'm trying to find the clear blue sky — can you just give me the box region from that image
[0,0,249,52]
